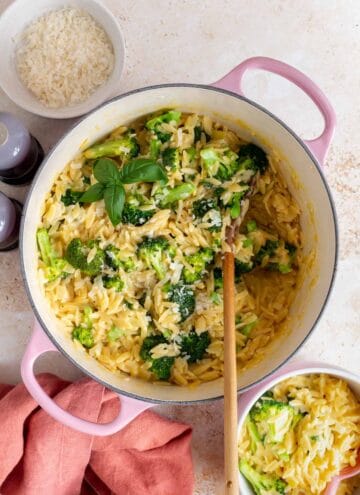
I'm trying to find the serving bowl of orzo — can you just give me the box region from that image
[20,57,338,435]
[237,362,360,495]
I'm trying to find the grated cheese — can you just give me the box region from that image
[16,7,115,109]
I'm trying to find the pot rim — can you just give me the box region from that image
[19,83,339,404]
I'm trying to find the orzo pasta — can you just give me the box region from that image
[37,110,302,385]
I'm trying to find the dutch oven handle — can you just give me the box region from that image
[212,56,336,165]
[21,320,152,436]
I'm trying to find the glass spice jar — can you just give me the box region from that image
[0,191,22,251]
[0,112,44,185]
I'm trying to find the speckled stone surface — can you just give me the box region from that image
[0,1,359,493]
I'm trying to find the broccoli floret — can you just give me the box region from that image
[150,357,175,380]
[254,240,279,266]
[179,330,210,363]
[200,148,239,181]
[155,182,196,208]
[285,242,297,259]
[140,334,174,380]
[65,238,105,276]
[250,397,296,443]
[140,334,168,360]
[266,241,298,274]
[202,209,222,232]
[122,203,155,226]
[192,197,223,232]
[36,228,68,282]
[235,260,254,281]
[194,126,202,143]
[192,198,218,217]
[149,138,161,159]
[162,147,180,170]
[61,189,83,206]
[146,110,181,143]
[246,416,262,453]
[185,147,196,162]
[239,459,286,495]
[167,283,195,322]
[104,244,135,272]
[102,275,124,292]
[242,238,253,248]
[84,135,140,159]
[72,306,94,348]
[107,325,125,342]
[72,326,94,348]
[182,247,214,284]
[241,320,257,337]
[247,220,257,232]
[137,236,171,280]
[237,143,268,175]
[146,110,181,130]
[213,267,223,290]
[228,192,243,219]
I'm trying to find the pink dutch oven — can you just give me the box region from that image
[20,57,338,436]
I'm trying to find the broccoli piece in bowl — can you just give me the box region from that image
[235,260,254,281]
[102,275,124,292]
[200,147,239,181]
[237,143,269,175]
[192,198,218,218]
[72,306,94,349]
[162,147,180,170]
[122,203,155,226]
[150,357,175,380]
[192,198,222,232]
[104,244,135,272]
[61,189,84,206]
[155,182,196,208]
[166,283,196,322]
[140,334,168,360]
[239,459,287,495]
[36,228,68,282]
[182,247,214,284]
[65,238,105,277]
[140,334,175,380]
[146,110,181,143]
[83,134,139,159]
[179,330,210,363]
[250,396,297,444]
[137,236,172,280]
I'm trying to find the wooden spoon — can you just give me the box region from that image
[223,199,251,495]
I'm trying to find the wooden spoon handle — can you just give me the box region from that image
[223,251,239,495]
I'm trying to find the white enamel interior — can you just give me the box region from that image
[237,365,360,495]
[21,86,337,402]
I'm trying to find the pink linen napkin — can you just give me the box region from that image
[0,373,194,495]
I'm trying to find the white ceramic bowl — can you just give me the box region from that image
[0,0,125,119]
[237,361,360,495]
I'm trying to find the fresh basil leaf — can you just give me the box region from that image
[79,183,105,203]
[93,158,122,185]
[120,158,168,184]
[104,183,125,226]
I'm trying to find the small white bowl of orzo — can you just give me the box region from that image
[237,363,360,495]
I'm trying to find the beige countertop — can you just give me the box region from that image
[0,1,359,493]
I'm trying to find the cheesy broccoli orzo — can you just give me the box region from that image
[37,110,302,385]
[238,374,360,495]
